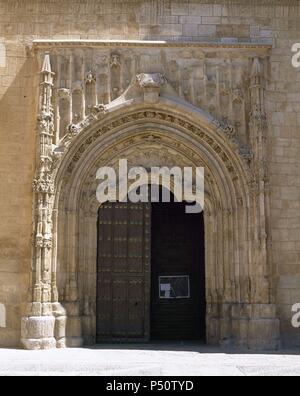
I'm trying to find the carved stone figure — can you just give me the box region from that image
[136,73,166,88]
[110,54,120,68]
[85,71,96,84]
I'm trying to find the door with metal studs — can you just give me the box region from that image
[96,199,205,342]
[96,202,151,342]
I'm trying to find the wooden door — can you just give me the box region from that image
[96,202,151,342]
[151,201,206,341]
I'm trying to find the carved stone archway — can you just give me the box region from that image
[21,48,280,350]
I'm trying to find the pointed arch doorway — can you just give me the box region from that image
[96,193,206,343]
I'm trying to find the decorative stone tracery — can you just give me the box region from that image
[21,41,280,350]
[21,53,67,350]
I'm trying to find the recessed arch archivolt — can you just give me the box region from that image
[22,97,280,351]
[55,100,252,214]
[58,102,250,186]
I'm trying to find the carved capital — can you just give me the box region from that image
[57,88,71,99]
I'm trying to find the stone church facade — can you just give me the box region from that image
[0,0,300,350]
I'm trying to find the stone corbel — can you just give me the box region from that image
[136,73,167,104]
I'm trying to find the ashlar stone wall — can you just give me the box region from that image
[0,0,300,348]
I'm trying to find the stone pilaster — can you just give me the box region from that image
[21,53,66,350]
[246,57,280,350]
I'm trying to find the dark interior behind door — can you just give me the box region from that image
[151,200,206,341]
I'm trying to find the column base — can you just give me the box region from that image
[21,302,68,350]
[21,337,57,350]
[21,315,56,350]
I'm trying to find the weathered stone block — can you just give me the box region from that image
[21,316,55,340]
[248,319,280,350]
[198,25,216,37]
[189,4,213,17]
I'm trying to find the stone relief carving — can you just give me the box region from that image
[212,119,236,140]
[85,70,96,84]
[92,103,108,116]
[43,46,266,146]
[232,87,244,103]
[33,173,55,194]
[58,102,107,150]
[62,109,247,180]
[136,73,166,88]
[110,54,120,68]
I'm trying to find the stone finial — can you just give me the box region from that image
[41,52,53,74]
[41,53,54,90]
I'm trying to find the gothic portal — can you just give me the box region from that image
[20,40,280,350]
